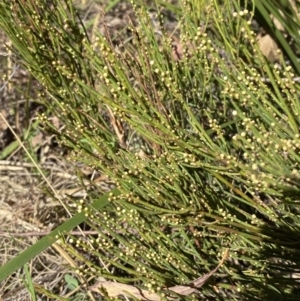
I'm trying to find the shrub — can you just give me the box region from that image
[1,0,300,299]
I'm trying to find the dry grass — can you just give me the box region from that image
[0,153,88,300]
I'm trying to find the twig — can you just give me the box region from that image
[260,76,300,83]
[0,63,19,91]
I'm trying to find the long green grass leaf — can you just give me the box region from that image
[0,188,120,282]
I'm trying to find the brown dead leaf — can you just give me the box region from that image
[0,109,8,131]
[137,149,148,159]
[257,0,300,62]
[90,281,160,300]
[31,131,44,148]
[89,248,229,300]
[171,37,197,62]
[271,0,299,32]
[272,12,285,32]
[256,33,279,62]
[168,248,229,296]
[51,116,60,129]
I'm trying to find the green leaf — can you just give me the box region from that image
[22,263,36,301]
[0,188,121,282]
[64,274,79,290]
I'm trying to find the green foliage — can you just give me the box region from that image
[253,0,300,74]
[22,263,37,301]
[0,190,118,282]
[1,0,300,300]
[64,273,79,290]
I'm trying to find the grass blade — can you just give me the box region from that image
[0,188,120,282]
